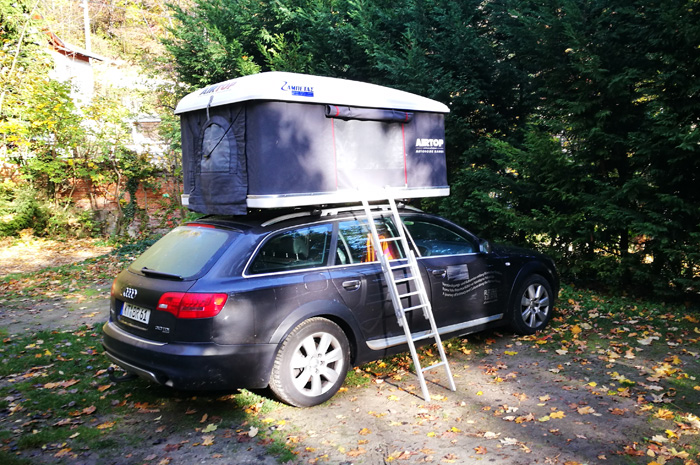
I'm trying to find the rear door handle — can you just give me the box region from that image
[342,280,361,291]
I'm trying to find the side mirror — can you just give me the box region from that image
[479,239,492,254]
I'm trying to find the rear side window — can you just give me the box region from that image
[402,217,476,256]
[129,226,233,279]
[249,224,332,274]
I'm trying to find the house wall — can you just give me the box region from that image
[49,50,95,104]
[68,177,184,233]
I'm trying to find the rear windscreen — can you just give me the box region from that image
[129,226,233,279]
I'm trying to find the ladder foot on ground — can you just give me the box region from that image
[361,192,456,401]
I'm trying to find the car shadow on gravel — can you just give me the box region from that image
[259,331,664,465]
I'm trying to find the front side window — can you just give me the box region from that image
[249,224,332,274]
[403,218,476,256]
[336,218,402,265]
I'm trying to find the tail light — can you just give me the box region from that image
[157,292,228,319]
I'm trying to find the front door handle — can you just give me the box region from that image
[430,269,446,278]
[342,280,361,291]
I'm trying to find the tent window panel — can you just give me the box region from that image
[201,117,236,173]
[334,120,403,171]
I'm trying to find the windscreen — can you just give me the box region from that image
[129,226,233,279]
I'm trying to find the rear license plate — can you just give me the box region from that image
[121,303,151,325]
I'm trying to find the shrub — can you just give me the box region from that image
[0,182,49,237]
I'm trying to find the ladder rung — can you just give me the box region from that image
[362,196,454,400]
[390,263,411,270]
[399,291,421,299]
[403,304,428,313]
[421,361,447,372]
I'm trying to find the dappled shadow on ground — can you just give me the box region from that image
[0,241,698,464]
[264,332,694,465]
[0,237,112,276]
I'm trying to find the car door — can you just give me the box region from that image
[402,215,508,331]
[329,216,416,348]
[246,223,335,341]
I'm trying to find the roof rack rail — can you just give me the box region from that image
[260,210,318,227]
[260,202,423,227]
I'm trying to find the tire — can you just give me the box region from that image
[269,318,350,407]
[510,274,554,335]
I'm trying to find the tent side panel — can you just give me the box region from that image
[180,111,200,205]
[180,105,248,215]
[333,118,406,190]
[405,113,448,188]
[247,102,336,196]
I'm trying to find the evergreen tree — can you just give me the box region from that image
[164,0,700,298]
[501,0,700,295]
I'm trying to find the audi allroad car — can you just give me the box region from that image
[102,205,558,407]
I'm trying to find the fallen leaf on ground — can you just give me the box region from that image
[347,447,366,457]
[202,423,217,433]
[577,406,595,415]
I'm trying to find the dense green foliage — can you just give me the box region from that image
[0,0,52,152]
[501,0,700,297]
[165,0,700,300]
[0,0,174,237]
[1,0,697,298]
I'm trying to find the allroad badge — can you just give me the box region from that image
[122,287,138,299]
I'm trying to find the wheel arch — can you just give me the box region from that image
[507,261,559,313]
[267,300,364,366]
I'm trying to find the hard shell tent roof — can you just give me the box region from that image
[176,72,450,215]
[174,72,450,115]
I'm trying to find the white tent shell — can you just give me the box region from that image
[175,71,450,115]
[176,72,450,215]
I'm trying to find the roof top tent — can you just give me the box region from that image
[175,72,450,215]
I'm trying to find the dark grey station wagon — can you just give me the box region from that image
[102,205,558,406]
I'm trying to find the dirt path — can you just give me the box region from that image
[0,237,112,277]
[263,337,663,465]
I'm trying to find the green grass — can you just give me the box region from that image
[16,429,69,450]
[553,284,700,420]
[0,451,33,465]
[0,327,298,462]
[1,275,698,463]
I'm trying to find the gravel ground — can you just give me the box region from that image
[1,239,696,465]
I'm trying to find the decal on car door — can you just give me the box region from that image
[441,268,502,299]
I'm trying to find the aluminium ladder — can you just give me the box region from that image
[361,195,456,401]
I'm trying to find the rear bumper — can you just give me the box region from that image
[101,321,277,390]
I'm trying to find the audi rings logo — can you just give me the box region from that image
[122,287,138,300]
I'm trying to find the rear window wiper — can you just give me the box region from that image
[140,267,184,280]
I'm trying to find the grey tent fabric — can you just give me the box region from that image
[247,102,336,196]
[181,105,247,215]
[325,105,414,123]
[180,100,446,215]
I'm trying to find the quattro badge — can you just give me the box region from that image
[122,287,138,299]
